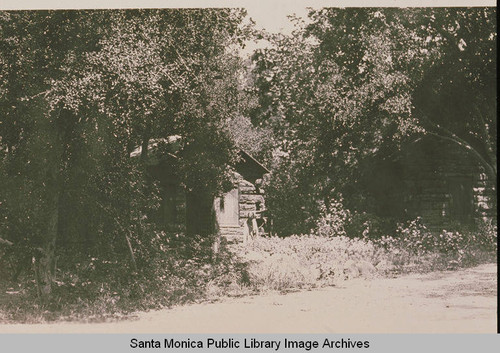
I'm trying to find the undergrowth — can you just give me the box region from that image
[235,235,383,291]
[0,234,251,324]
[0,219,496,323]
[236,218,497,292]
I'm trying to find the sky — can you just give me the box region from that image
[0,1,313,34]
[1,1,496,17]
[244,1,312,34]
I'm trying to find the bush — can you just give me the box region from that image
[371,217,497,272]
[0,232,251,323]
[474,219,497,252]
[314,201,395,240]
[2,216,495,323]
[238,217,497,292]
[238,234,384,291]
[315,198,350,237]
[344,212,394,240]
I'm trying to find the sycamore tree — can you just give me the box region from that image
[0,9,251,300]
[250,10,425,234]
[0,10,115,301]
[250,8,496,235]
[412,8,496,185]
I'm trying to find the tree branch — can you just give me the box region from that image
[416,110,496,185]
[94,201,138,272]
[473,104,496,159]
[0,237,13,246]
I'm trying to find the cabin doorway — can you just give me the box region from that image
[215,188,239,227]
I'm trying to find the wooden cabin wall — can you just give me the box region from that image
[371,139,496,230]
[237,179,265,226]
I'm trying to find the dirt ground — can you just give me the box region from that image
[0,263,497,333]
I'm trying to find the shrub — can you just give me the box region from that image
[370,217,497,272]
[0,232,251,323]
[344,212,394,240]
[474,219,497,252]
[238,234,384,291]
[315,198,350,237]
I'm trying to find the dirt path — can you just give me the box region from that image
[0,263,497,333]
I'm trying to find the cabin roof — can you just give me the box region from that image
[129,136,182,159]
[238,150,270,174]
[130,136,269,179]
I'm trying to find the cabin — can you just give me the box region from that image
[365,136,496,230]
[214,150,270,242]
[131,137,270,242]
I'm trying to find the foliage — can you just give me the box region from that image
[264,157,321,236]
[474,219,498,252]
[1,220,495,322]
[239,234,383,291]
[0,232,250,323]
[344,212,394,240]
[251,8,496,236]
[228,115,274,165]
[0,7,496,321]
[373,217,497,271]
[240,219,496,293]
[413,8,497,182]
[388,217,497,255]
[315,198,351,237]
[0,8,251,300]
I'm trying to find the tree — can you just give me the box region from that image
[412,8,496,185]
[0,8,252,300]
[307,7,496,185]
[250,11,423,233]
[0,10,113,300]
[250,8,496,235]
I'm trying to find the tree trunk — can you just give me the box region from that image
[33,106,63,303]
[140,123,151,163]
[34,189,59,303]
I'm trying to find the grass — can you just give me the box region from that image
[233,235,384,291]
[232,222,497,292]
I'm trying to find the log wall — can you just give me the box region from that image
[395,138,496,229]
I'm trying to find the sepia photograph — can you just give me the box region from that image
[0,0,497,335]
